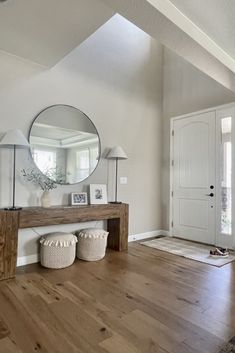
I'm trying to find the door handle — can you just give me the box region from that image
[205,193,214,197]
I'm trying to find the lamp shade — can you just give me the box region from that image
[0,129,29,147]
[107,146,127,160]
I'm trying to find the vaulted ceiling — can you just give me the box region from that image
[0,0,235,93]
[101,0,235,92]
[169,0,235,60]
[0,0,114,67]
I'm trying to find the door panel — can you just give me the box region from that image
[179,122,209,188]
[172,111,216,244]
[179,199,208,230]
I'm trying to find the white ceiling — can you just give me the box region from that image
[0,0,235,93]
[102,0,235,92]
[169,0,235,60]
[0,0,114,67]
[31,124,97,148]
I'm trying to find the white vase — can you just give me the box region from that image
[41,191,51,208]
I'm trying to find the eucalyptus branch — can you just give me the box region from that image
[21,168,57,191]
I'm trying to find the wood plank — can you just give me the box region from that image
[0,282,81,353]
[0,243,233,353]
[100,334,142,353]
[0,338,23,353]
[107,203,128,251]
[120,309,184,353]
[0,212,19,280]
[19,204,127,228]
[0,317,10,339]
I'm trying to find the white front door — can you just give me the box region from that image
[172,111,216,244]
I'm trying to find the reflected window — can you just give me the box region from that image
[221,117,232,235]
[33,149,56,172]
[76,149,89,180]
[76,146,99,180]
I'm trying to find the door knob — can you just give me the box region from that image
[210,185,214,189]
[206,193,214,197]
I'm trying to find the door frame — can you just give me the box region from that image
[170,102,235,246]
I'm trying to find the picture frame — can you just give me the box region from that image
[89,184,108,204]
[71,192,88,205]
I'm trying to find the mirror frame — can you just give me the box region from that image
[28,104,101,185]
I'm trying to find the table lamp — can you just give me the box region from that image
[107,146,127,203]
[0,129,29,210]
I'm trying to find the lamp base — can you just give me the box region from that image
[4,206,22,211]
[109,201,122,204]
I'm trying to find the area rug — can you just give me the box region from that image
[219,336,235,352]
[140,237,235,267]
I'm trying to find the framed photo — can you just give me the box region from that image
[90,184,108,204]
[71,192,88,205]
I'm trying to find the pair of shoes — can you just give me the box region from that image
[210,248,229,257]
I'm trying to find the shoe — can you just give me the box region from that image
[210,248,229,257]
[218,247,229,255]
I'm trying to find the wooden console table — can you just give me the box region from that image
[0,203,129,281]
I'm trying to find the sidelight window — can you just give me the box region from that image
[221,117,232,235]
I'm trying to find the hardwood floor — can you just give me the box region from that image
[0,243,234,353]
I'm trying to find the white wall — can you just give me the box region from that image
[162,48,235,229]
[0,15,163,262]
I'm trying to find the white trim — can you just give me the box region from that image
[159,230,171,237]
[169,118,174,237]
[215,109,221,247]
[128,230,170,242]
[146,0,235,73]
[171,102,235,122]
[17,254,39,267]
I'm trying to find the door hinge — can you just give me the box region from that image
[171,191,173,197]
[171,221,173,228]
[172,130,174,137]
[171,160,174,167]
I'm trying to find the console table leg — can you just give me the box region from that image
[107,204,129,251]
[0,211,19,281]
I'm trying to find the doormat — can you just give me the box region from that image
[140,237,235,267]
[219,336,235,352]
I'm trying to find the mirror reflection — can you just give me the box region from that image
[29,105,100,184]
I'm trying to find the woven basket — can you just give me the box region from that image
[75,228,108,261]
[40,232,77,269]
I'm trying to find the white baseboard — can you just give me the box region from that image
[17,230,170,267]
[17,254,39,267]
[160,230,171,237]
[128,230,170,242]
